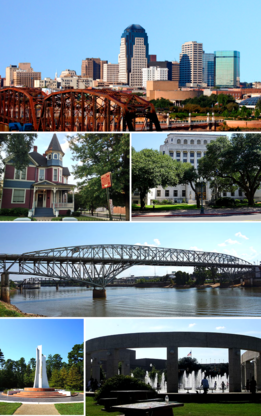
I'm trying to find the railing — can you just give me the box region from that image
[81,211,126,221]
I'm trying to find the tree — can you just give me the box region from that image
[52,354,63,371]
[194,267,211,285]
[65,365,83,391]
[0,349,5,368]
[59,367,68,388]
[132,367,146,380]
[0,133,37,174]
[198,134,261,206]
[49,368,62,388]
[179,163,201,208]
[175,271,190,285]
[178,357,200,373]
[256,99,261,112]
[69,133,130,220]
[68,343,83,376]
[132,148,183,209]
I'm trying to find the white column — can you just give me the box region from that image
[53,188,57,215]
[33,345,49,389]
[72,188,75,212]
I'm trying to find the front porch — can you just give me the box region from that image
[31,181,75,216]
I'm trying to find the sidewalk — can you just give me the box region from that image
[132,207,261,218]
[14,404,59,415]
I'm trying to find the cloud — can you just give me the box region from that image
[216,326,225,330]
[235,232,249,240]
[60,140,70,153]
[188,323,196,328]
[250,247,257,254]
[154,239,161,246]
[223,248,238,257]
[218,239,240,247]
[135,242,157,247]
[190,246,203,251]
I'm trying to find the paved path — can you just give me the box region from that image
[34,217,54,221]
[14,404,59,415]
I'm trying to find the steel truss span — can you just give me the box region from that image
[0,87,161,132]
[0,244,254,289]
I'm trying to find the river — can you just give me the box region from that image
[9,286,261,317]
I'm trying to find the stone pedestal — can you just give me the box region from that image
[229,348,241,392]
[93,288,106,298]
[167,346,178,392]
[1,272,10,303]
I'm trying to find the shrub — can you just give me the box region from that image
[215,197,236,207]
[95,375,156,402]
[0,208,28,216]
[72,211,81,217]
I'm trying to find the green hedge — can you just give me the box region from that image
[0,208,29,216]
[95,375,156,402]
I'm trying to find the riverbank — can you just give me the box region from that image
[0,300,45,317]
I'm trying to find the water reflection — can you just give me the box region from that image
[10,286,261,317]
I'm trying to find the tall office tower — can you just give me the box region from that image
[171,62,180,83]
[149,55,157,62]
[103,63,119,83]
[214,51,240,87]
[179,41,203,86]
[81,58,108,80]
[148,61,172,80]
[5,65,18,86]
[202,52,215,86]
[142,67,168,88]
[118,24,149,87]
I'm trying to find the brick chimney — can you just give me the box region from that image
[33,146,37,152]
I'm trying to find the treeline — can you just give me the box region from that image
[0,343,83,391]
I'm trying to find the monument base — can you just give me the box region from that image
[93,288,106,298]
[8,388,69,398]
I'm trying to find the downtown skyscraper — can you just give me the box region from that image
[179,41,203,86]
[118,24,149,88]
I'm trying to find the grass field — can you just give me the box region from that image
[55,402,84,415]
[0,216,20,221]
[0,402,22,415]
[86,398,261,416]
[0,301,23,317]
[132,204,198,211]
[51,216,106,221]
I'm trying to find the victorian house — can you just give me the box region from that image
[0,134,75,217]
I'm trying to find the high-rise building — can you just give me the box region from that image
[103,63,119,83]
[5,65,18,86]
[179,41,203,86]
[171,62,180,83]
[202,52,215,87]
[148,61,172,81]
[149,55,157,63]
[81,58,107,80]
[214,51,240,88]
[142,67,168,88]
[6,63,41,87]
[118,24,149,87]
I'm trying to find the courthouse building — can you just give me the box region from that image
[133,133,261,205]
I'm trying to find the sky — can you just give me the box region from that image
[85,317,261,363]
[132,132,232,152]
[0,318,83,363]
[1,0,261,82]
[0,222,260,280]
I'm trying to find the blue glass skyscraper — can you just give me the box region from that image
[203,52,215,87]
[118,24,149,87]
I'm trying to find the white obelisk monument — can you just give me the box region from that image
[33,345,49,388]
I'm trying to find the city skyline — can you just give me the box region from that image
[1,0,261,82]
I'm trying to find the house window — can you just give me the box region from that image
[169,151,173,157]
[204,140,207,144]
[165,190,169,197]
[15,168,26,180]
[184,139,187,144]
[231,191,235,196]
[48,154,52,160]
[53,169,58,181]
[162,151,165,155]
[173,190,178,197]
[177,139,181,144]
[54,154,58,159]
[197,140,201,144]
[59,169,62,182]
[197,152,201,158]
[39,169,45,181]
[12,189,25,203]
[133,190,139,196]
[182,190,186,197]
[157,190,161,197]
[190,140,194,144]
[238,189,243,197]
[223,192,227,196]
[183,152,187,162]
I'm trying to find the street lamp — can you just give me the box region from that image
[196,177,207,214]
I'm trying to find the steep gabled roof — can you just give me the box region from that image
[63,167,70,176]
[46,134,65,155]
[28,152,47,166]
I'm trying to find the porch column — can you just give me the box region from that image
[72,188,75,212]
[53,188,57,215]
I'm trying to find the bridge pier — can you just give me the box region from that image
[93,288,106,299]
[56,283,59,291]
[1,272,10,303]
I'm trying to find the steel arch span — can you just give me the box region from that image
[0,87,46,130]
[0,244,254,289]
[0,87,161,132]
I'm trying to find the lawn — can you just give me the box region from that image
[0,216,20,221]
[55,403,84,415]
[86,397,121,416]
[51,216,106,221]
[0,402,22,415]
[0,302,24,317]
[132,204,198,211]
[174,403,261,416]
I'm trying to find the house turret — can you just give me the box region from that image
[45,134,65,167]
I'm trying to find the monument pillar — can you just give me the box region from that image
[229,348,241,392]
[1,272,10,303]
[119,349,131,376]
[167,346,178,392]
[86,353,92,380]
[92,358,100,382]
[106,349,119,379]
[34,345,49,388]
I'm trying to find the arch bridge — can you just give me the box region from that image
[0,87,161,132]
[0,244,254,299]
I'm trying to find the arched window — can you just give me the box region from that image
[54,154,58,159]
[48,154,52,160]
[184,139,187,144]
[204,140,207,144]
[197,140,201,144]
[177,139,181,144]
[190,140,194,144]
